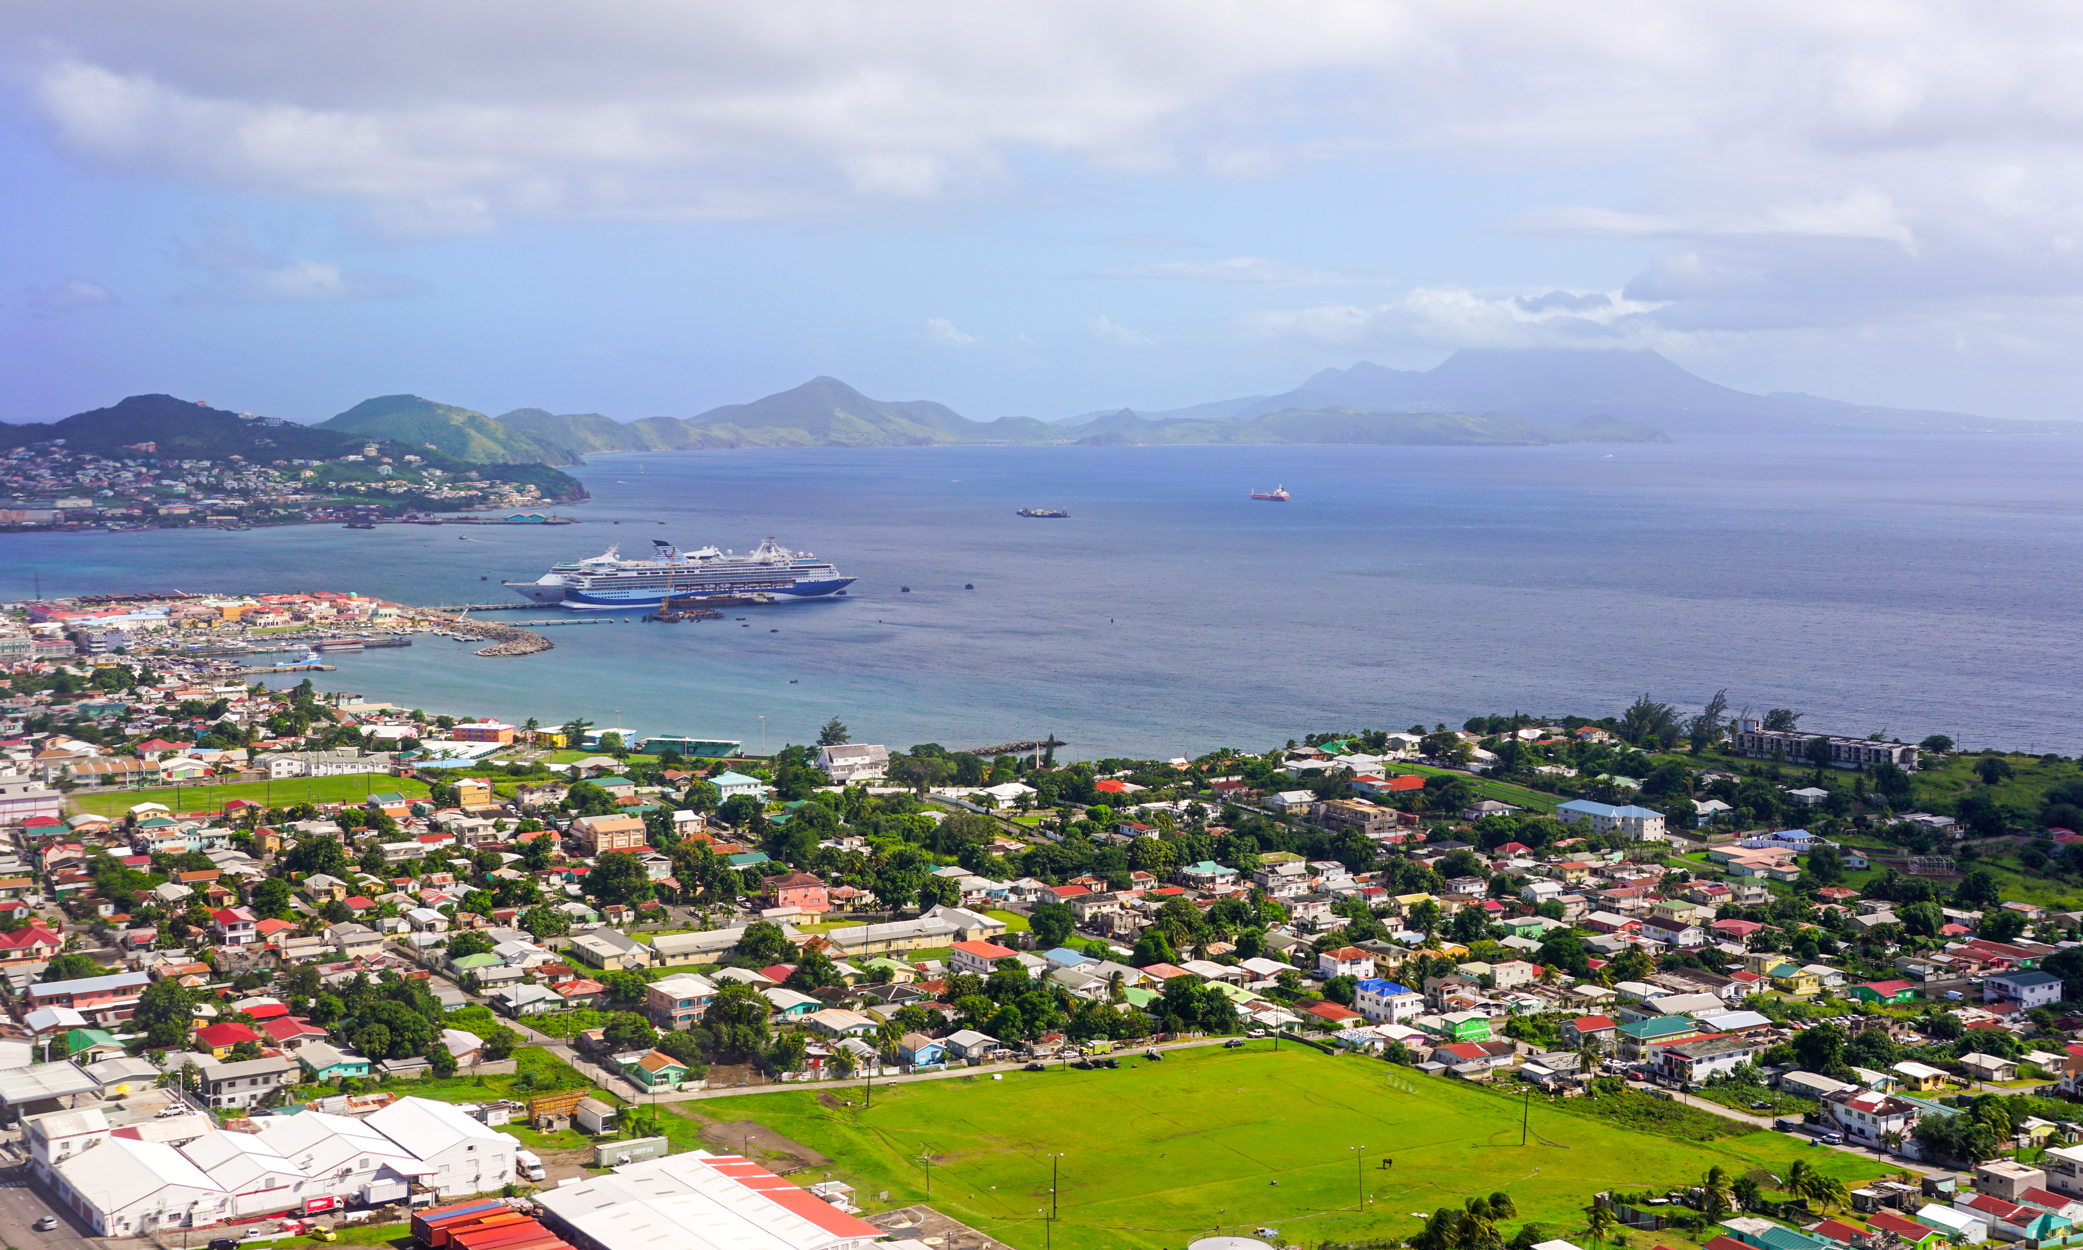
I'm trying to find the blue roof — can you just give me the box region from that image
[1611,805,1664,818]
[1357,978,1415,996]
[1043,947,1092,965]
[1556,799,1617,816]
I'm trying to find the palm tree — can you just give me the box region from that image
[1806,1176,1851,1214]
[1699,1167,1732,1218]
[1486,1194,1517,1222]
[1778,1159,1814,1201]
[1880,1129,1904,1157]
[1584,1200,1616,1250]
[1732,1176,1762,1212]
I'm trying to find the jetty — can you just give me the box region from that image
[960,736,1065,757]
[406,610,552,658]
[231,662,337,675]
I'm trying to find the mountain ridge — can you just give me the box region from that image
[321,395,582,465]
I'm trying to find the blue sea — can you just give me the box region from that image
[7,434,2081,758]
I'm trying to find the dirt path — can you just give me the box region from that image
[702,1119,833,1173]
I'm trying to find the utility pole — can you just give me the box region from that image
[1351,1145,1364,1207]
[1050,1153,1062,1222]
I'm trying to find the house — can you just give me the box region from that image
[1306,1001,1365,1030]
[297,1041,372,1081]
[1960,1052,2019,1083]
[1955,1194,2059,1242]
[764,872,830,915]
[570,813,647,855]
[1354,979,1423,1024]
[624,1050,691,1093]
[493,983,561,1016]
[1851,980,1918,1005]
[197,1054,296,1109]
[949,939,1020,978]
[1767,964,1820,995]
[1656,1037,1759,1085]
[1563,1016,1617,1047]
[816,744,889,782]
[1866,1212,1947,1250]
[1975,1161,2048,1203]
[644,972,717,1029]
[1317,947,1374,979]
[1615,1016,1699,1059]
[566,929,654,971]
[896,1032,947,1065]
[1891,1060,1951,1092]
[1553,800,1666,842]
[1825,1088,1920,1146]
[805,1008,878,1039]
[1987,970,2064,1009]
[209,906,258,947]
[942,1029,1001,1059]
[326,923,381,958]
[710,770,771,802]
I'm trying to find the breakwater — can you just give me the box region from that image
[407,611,553,658]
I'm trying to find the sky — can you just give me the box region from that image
[7,2,2083,425]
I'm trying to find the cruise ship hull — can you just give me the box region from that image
[505,576,856,610]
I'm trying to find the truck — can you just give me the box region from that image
[514,1148,547,1182]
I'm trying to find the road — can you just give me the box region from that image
[1639,1083,1940,1177]
[0,1157,142,1250]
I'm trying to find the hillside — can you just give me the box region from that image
[682,376,988,447]
[0,394,364,460]
[322,395,581,464]
[0,394,588,501]
[496,408,703,454]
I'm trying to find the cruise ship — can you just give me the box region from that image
[504,538,855,609]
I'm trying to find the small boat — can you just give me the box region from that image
[965,583,974,590]
[1250,486,1290,502]
[901,586,910,593]
[344,522,376,530]
[1017,507,1069,518]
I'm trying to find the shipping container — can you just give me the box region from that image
[413,1201,506,1245]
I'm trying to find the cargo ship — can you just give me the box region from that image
[504,538,855,609]
[1250,486,1290,502]
[1016,507,1070,518]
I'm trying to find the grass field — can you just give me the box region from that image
[685,1045,1885,1250]
[69,773,432,817]
[1378,763,1563,813]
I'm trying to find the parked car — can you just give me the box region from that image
[1024,1062,1046,1072]
[34,1218,58,1232]
[1224,1039,1246,1049]
[1146,1049,1164,1060]
[1749,1100,1772,1110]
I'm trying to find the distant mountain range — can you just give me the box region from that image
[21,351,2074,470]
[1073,348,2083,438]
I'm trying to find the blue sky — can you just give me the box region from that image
[8,3,2083,424]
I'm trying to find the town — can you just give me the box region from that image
[0,630,2078,1250]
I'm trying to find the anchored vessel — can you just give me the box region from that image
[1016,507,1070,518]
[505,538,855,609]
[1249,486,1290,501]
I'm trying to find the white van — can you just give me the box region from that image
[514,1148,547,1182]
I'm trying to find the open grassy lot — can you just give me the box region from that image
[1377,762,1563,813]
[377,1046,621,1151]
[69,773,431,817]
[686,1044,1884,1250]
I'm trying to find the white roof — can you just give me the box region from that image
[257,1109,432,1177]
[54,1135,221,1214]
[538,1151,877,1250]
[23,1006,87,1034]
[182,1129,306,1191]
[654,972,718,995]
[364,1095,505,1156]
[0,1061,98,1105]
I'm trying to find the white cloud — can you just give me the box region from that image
[1101,256,1354,285]
[922,316,977,347]
[172,219,422,304]
[1088,315,1153,346]
[1242,286,1671,349]
[27,278,116,313]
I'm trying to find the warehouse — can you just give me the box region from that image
[538,1151,882,1250]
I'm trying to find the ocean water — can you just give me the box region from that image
[7,433,2082,758]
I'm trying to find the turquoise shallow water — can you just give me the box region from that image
[6,434,2082,757]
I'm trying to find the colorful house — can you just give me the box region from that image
[624,1049,691,1093]
[1850,979,1918,1005]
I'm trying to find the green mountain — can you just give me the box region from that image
[322,395,581,464]
[0,394,588,501]
[682,376,982,447]
[497,408,702,454]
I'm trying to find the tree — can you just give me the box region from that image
[354,1023,393,1059]
[784,949,844,992]
[1030,902,1076,950]
[599,970,650,1007]
[285,834,349,878]
[1955,868,2001,909]
[446,931,494,959]
[1805,736,1835,770]
[1619,694,1679,748]
[1762,708,1803,732]
[603,1011,659,1053]
[1791,1022,1845,1075]
[734,920,797,964]
[1130,929,1179,968]
[590,851,652,906]
[521,905,571,941]
[250,877,293,919]
[695,982,771,1061]
[1583,1201,1615,1249]
[427,1046,457,1078]
[133,978,195,1049]
[1975,756,2014,786]
[1920,735,1954,754]
[1688,688,1730,753]
[39,953,106,983]
[817,718,850,747]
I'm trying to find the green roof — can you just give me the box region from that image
[1617,1016,1694,1039]
[66,1027,116,1052]
[449,953,503,970]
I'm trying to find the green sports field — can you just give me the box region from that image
[68,773,431,817]
[687,1045,1884,1250]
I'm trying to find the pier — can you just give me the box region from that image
[232,662,337,675]
[407,610,553,658]
[960,736,1065,757]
